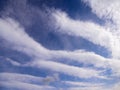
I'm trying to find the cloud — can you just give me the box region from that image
[0,18,105,79]
[0,72,43,84]
[67,87,109,90]
[63,80,104,87]
[5,48,120,78]
[0,17,120,79]
[51,50,107,68]
[0,72,56,90]
[112,83,120,90]
[52,10,120,59]
[0,18,50,59]
[0,72,61,89]
[0,73,108,90]
[51,10,120,76]
[27,60,103,79]
[1,0,53,29]
[83,0,120,27]
[52,10,114,49]
[61,80,110,90]
[82,0,120,59]
[5,57,21,66]
[0,6,120,89]
[51,50,120,77]
[0,72,105,90]
[43,73,59,84]
[0,81,56,90]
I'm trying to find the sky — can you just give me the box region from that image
[0,0,120,90]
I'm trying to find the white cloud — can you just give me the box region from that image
[0,18,105,79]
[27,60,103,78]
[112,83,120,90]
[0,72,118,90]
[52,10,114,48]
[5,57,21,66]
[83,0,120,27]
[0,72,43,84]
[82,0,120,59]
[51,50,107,68]
[0,72,60,86]
[67,86,109,90]
[0,72,106,90]
[0,18,50,59]
[0,15,120,89]
[62,80,111,90]
[0,17,120,78]
[5,49,120,78]
[51,50,120,77]
[63,81,104,87]
[0,0,120,89]
[0,81,55,90]
[52,10,120,59]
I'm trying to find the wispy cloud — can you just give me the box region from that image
[0,16,120,85]
[0,81,55,90]
[52,10,120,59]
[82,0,120,59]
[63,80,104,87]
[0,72,43,84]
[0,72,59,90]
[67,86,109,90]
[83,0,120,27]
[0,18,49,59]
[0,0,120,89]
[0,18,105,79]
[27,60,102,78]
[0,72,107,90]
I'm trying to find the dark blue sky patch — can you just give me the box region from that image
[0,0,8,12]
[0,46,31,64]
[28,0,105,24]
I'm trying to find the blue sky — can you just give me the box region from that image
[0,0,120,90]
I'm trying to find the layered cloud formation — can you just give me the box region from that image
[0,0,120,90]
